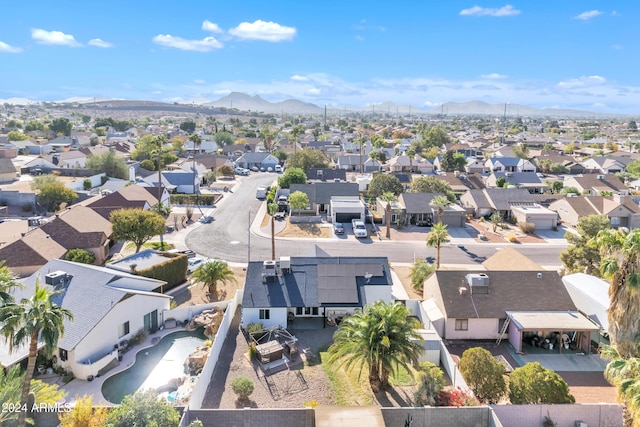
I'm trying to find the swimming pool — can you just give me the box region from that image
[101,328,207,404]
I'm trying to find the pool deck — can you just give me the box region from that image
[52,326,203,407]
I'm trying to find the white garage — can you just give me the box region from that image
[330,196,365,223]
[511,204,558,230]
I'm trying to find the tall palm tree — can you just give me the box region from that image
[430,195,451,225]
[356,134,367,174]
[426,223,449,269]
[0,280,73,427]
[600,345,640,427]
[189,133,202,196]
[593,228,640,359]
[290,124,305,154]
[190,259,237,297]
[380,192,396,239]
[407,148,416,183]
[0,261,21,306]
[259,125,278,153]
[267,203,278,260]
[327,301,423,392]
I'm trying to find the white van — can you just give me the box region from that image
[256,187,267,199]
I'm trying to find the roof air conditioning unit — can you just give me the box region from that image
[262,261,277,282]
[597,175,605,180]
[45,271,67,287]
[277,256,291,272]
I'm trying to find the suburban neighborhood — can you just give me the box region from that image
[0,96,638,427]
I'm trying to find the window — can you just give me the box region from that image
[304,307,311,315]
[59,348,68,362]
[118,321,130,338]
[296,307,303,315]
[259,309,270,320]
[610,216,620,226]
[312,307,319,316]
[455,319,468,331]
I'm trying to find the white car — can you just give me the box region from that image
[187,257,205,273]
[275,165,283,173]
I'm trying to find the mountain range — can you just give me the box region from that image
[0,92,626,118]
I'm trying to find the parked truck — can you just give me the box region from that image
[352,219,368,238]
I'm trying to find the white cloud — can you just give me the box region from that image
[194,79,205,84]
[88,38,114,48]
[575,10,603,20]
[31,28,81,47]
[228,20,296,42]
[290,75,309,82]
[557,75,607,89]
[202,20,223,33]
[481,73,507,79]
[152,34,223,52]
[460,5,521,17]
[305,88,321,96]
[0,41,22,53]
[355,35,365,41]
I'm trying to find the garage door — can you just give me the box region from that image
[529,218,554,230]
[335,213,361,223]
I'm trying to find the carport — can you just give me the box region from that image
[504,311,599,354]
[330,196,365,223]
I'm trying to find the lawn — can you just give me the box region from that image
[319,350,418,406]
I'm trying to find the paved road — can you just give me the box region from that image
[185,174,567,267]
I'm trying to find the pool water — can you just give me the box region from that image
[102,328,207,404]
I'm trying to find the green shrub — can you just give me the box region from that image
[231,376,254,400]
[21,204,33,212]
[246,323,264,335]
[136,252,188,291]
[83,179,92,190]
[128,329,147,346]
[169,194,221,206]
[64,248,95,264]
[518,222,536,234]
[62,371,75,384]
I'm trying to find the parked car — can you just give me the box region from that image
[250,166,259,172]
[234,167,249,176]
[352,219,368,238]
[199,216,213,224]
[187,257,205,273]
[275,165,283,173]
[334,222,345,235]
[166,249,196,258]
[267,166,274,172]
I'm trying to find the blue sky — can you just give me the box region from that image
[1,1,639,113]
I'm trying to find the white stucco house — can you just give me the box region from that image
[240,256,395,329]
[0,259,171,380]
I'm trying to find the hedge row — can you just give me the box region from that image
[136,253,188,292]
[169,194,222,206]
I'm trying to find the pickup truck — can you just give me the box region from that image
[352,219,368,238]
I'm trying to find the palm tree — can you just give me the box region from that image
[190,259,237,297]
[327,301,423,392]
[290,124,305,154]
[593,228,640,359]
[600,345,640,427]
[356,134,367,174]
[380,192,396,239]
[189,133,202,194]
[0,280,73,427]
[259,126,278,153]
[0,261,21,306]
[430,195,451,225]
[407,148,416,183]
[426,223,449,269]
[267,203,278,260]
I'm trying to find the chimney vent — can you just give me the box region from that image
[537,272,542,279]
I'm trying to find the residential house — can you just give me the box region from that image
[193,155,234,174]
[423,269,596,353]
[363,157,383,173]
[465,157,485,174]
[240,256,395,329]
[0,143,18,159]
[581,156,628,174]
[377,193,466,227]
[221,142,257,158]
[335,154,362,171]
[0,157,17,182]
[143,170,199,194]
[234,152,279,170]
[549,194,640,229]
[484,157,536,174]
[0,228,67,277]
[563,174,628,195]
[386,154,434,174]
[46,150,87,169]
[460,188,536,219]
[305,168,347,183]
[85,184,169,219]
[289,182,359,216]
[0,259,170,379]
[184,139,220,154]
[485,172,547,194]
[510,204,558,229]
[534,151,585,174]
[442,143,478,158]
[39,205,113,264]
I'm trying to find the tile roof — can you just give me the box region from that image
[290,182,359,204]
[14,259,167,351]
[425,270,575,319]
[0,228,66,268]
[481,247,543,271]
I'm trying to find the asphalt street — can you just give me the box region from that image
[184,173,567,268]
